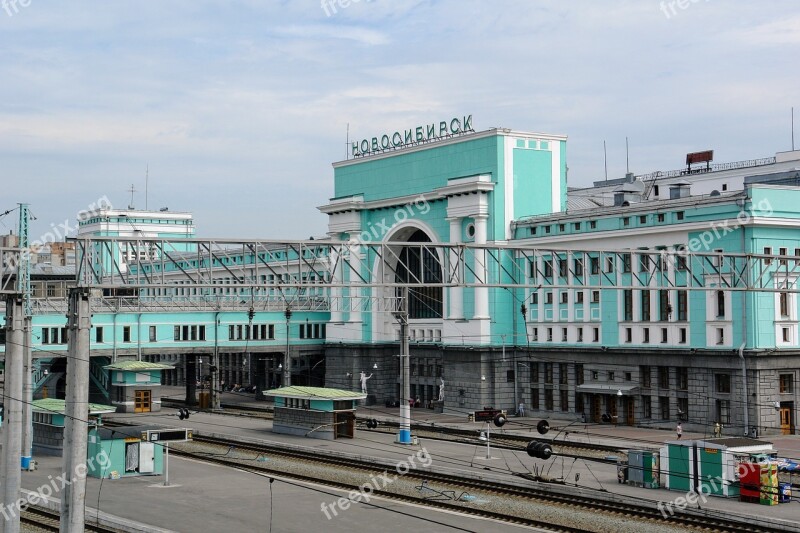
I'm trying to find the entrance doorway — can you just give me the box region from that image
[780,403,794,435]
[625,397,635,426]
[134,390,152,413]
[592,395,602,422]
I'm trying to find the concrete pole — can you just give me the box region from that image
[1,295,25,533]
[61,288,91,533]
[284,307,292,387]
[398,286,411,444]
[21,317,33,470]
[185,356,196,406]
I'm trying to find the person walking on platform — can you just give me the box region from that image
[676,422,683,440]
[517,402,525,417]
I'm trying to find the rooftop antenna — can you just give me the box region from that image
[625,136,630,174]
[604,140,608,181]
[128,184,136,210]
[346,123,350,160]
[792,107,795,151]
[145,164,149,211]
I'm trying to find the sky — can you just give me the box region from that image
[0,0,798,240]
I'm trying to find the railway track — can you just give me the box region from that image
[169,433,791,533]
[20,506,123,532]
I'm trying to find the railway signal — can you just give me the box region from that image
[366,418,378,429]
[178,408,191,420]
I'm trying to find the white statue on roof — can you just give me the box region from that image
[439,377,445,402]
[359,371,373,394]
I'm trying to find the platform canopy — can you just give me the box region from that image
[264,386,366,401]
[32,398,117,415]
[103,360,174,371]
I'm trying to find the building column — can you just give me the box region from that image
[447,217,464,319]
[349,247,363,325]
[473,215,489,320]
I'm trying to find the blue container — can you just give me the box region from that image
[779,483,791,503]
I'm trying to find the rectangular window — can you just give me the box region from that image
[716,327,725,345]
[559,363,568,385]
[677,397,688,420]
[677,290,688,321]
[676,211,684,220]
[545,292,553,304]
[544,363,553,384]
[95,327,104,343]
[559,224,565,232]
[544,389,554,411]
[780,292,790,317]
[677,367,688,390]
[764,247,772,265]
[545,226,551,234]
[532,327,538,341]
[530,261,537,279]
[659,366,670,389]
[199,325,206,341]
[639,253,649,273]
[574,259,584,277]
[716,291,725,318]
[779,374,794,394]
[560,389,569,412]
[657,213,665,222]
[589,220,597,229]
[574,222,581,230]
[643,328,650,343]
[590,257,600,275]
[576,291,584,304]
[642,396,652,419]
[577,327,583,342]
[659,290,670,321]
[576,364,584,385]
[592,327,599,342]
[661,328,668,344]
[559,259,568,278]
[547,327,553,341]
[561,328,568,342]
[622,217,630,227]
[269,324,275,339]
[42,328,50,344]
[531,364,539,383]
[174,326,181,341]
[625,327,632,343]
[676,246,687,270]
[149,326,156,343]
[660,397,670,420]
[780,247,788,265]
[592,370,599,380]
[641,366,651,389]
[299,325,305,339]
[783,328,790,342]
[605,256,615,273]
[639,215,647,224]
[608,371,615,381]
[506,370,515,383]
[560,291,568,304]
[715,374,731,394]
[679,327,687,344]
[641,290,651,321]
[544,260,553,277]
[625,372,632,381]
[622,253,632,273]
[623,290,633,321]
[531,388,540,410]
[60,327,67,344]
[123,326,131,343]
[716,399,730,424]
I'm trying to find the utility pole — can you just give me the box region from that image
[17,204,33,472]
[1,295,25,533]
[396,287,411,444]
[284,306,292,387]
[61,288,91,533]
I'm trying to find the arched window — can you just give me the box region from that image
[394,230,443,319]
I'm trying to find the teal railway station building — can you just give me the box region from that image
[3,117,800,437]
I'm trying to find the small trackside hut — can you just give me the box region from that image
[265,386,366,441]
[104,360,174,413]
[32,398,116,457]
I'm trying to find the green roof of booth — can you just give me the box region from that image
[264,386,366,401]
[32,398,117,415]
[103,361,174,371]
